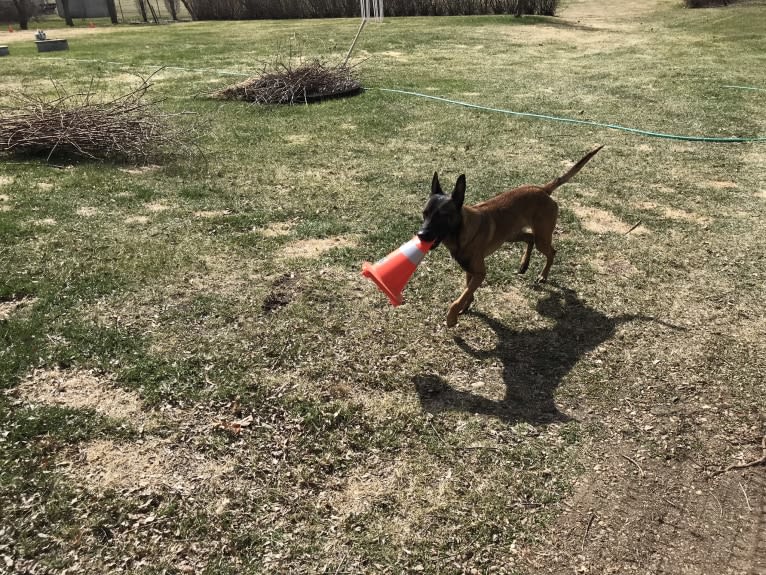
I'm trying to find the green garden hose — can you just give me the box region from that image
[722,85,766,92]
[374,87,766,143]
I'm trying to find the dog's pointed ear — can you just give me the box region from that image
[431,172,443,196]
[452,174,466,209]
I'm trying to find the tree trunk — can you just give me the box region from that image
[106,0,119,23]
[145,0,159,22]
[12,0,29,29]
[60,0,74,25]
[136,0,148,21]
[165,0,178,20]
[179,0,194,19]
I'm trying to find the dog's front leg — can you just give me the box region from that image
[447,266,485,327]
[461,272,475,314]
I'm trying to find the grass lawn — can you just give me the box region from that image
[1,0,765,572]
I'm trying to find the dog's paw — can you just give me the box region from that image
[535,275,548,284]
[446,313,459,328]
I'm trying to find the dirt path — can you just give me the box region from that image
[558,0,674,26]
[523,440,765,574]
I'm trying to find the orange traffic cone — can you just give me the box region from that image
[362,235,434,306]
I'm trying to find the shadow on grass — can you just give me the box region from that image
[413,286,679,425]
[476,14,603,33]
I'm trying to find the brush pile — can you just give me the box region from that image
[0,78,186,162]
[213,60,362,105]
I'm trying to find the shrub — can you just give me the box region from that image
[182,0,558,20]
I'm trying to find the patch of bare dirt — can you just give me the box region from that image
[705,181,738,190]
[0,194,11,212]
[193,209,231,218]
[125,215,149,224]
[17,366,239,496]
[145,202,171,212]
[636,201,711,224]
[119,165,160,175]
[262,272,299,313]
[571,204,646,235]
[83,251,271,359]
[480,287,537,322]
[0,296,37,320]
[86,250,262,328]
[318,455,452,550]
[32,217,57,226]
[590,253,639,277]
[322,460,405,518]
[62,438,234,494]
[0,176,14,186]
[285,134,310,144]
[259,221,294,237]
[18,367,147,423]
[279,235,358,259]
[745,149,766,199]
[378,50,410,62]
[76,206,99,217]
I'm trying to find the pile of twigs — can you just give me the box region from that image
[213,60,362,105]
[0,77,185,162]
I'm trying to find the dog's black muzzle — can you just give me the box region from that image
[417,229,441,250]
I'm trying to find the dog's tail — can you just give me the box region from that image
[542,145,603,195]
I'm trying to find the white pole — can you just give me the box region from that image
[359,0,383,22]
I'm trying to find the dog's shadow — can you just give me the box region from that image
[413,286,674,425]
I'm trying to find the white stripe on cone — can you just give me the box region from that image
[399,238,428,266]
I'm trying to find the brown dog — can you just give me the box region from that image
[417,146,603,327]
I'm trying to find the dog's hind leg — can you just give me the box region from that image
[534,234,556,283]
[516,232,534,274]
[533,203,558,283]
